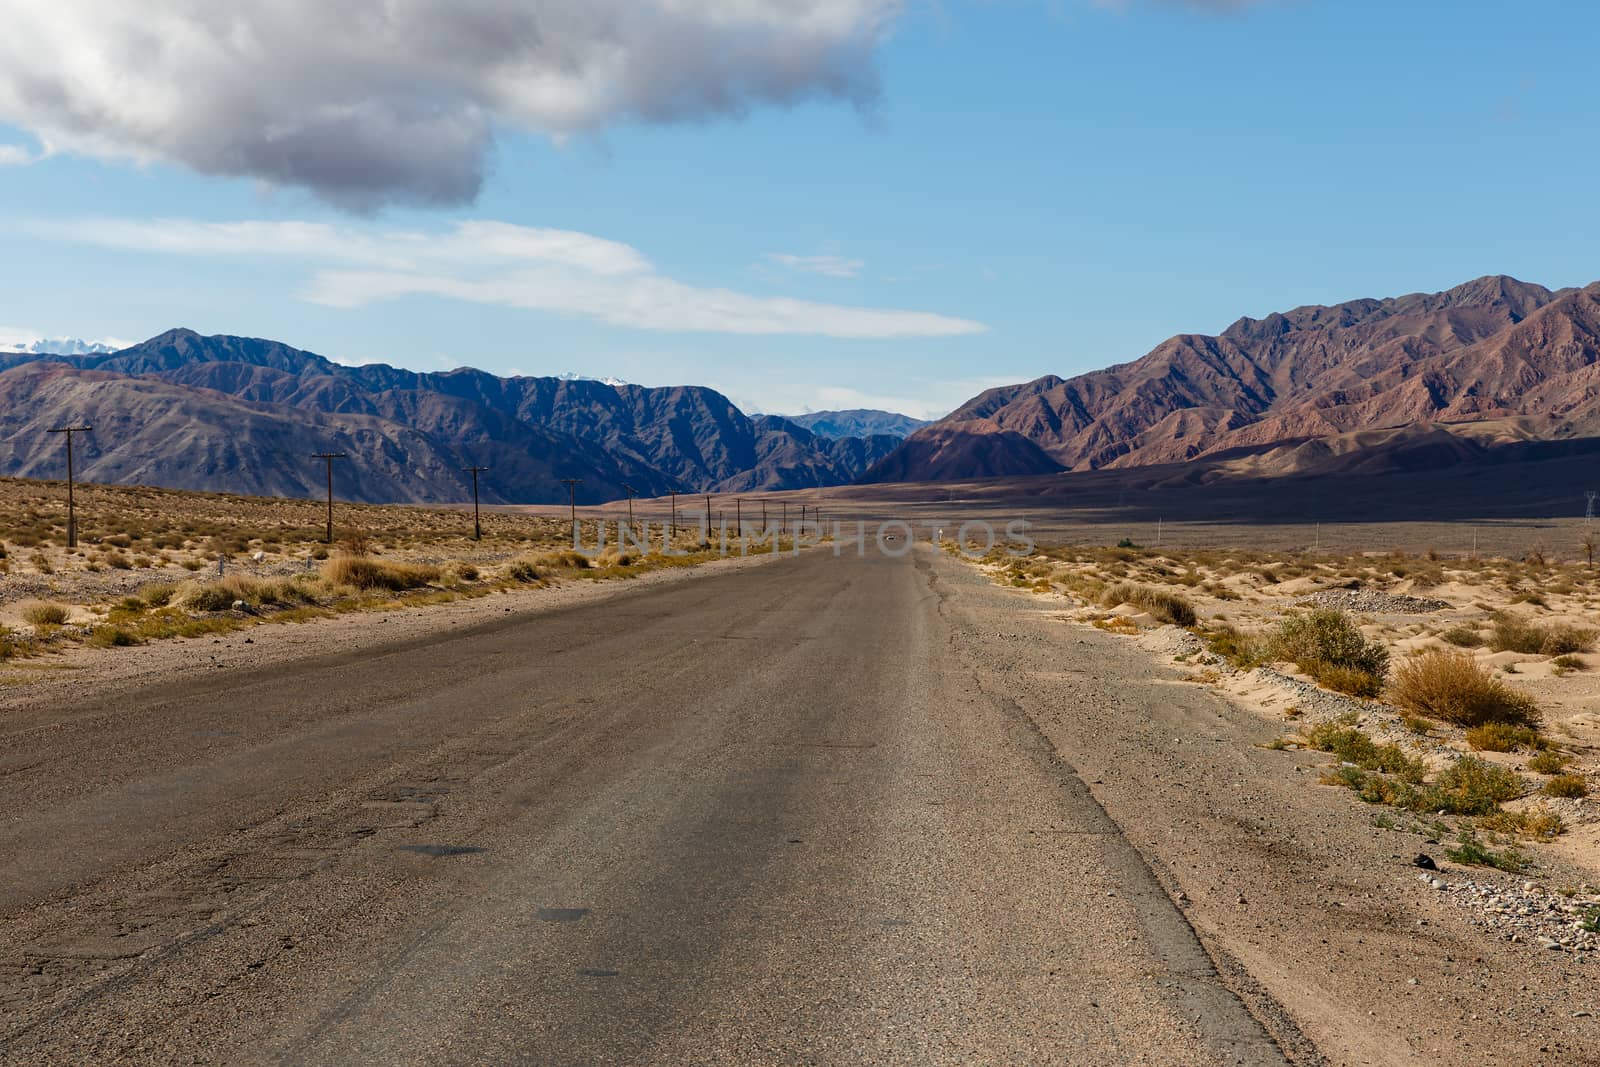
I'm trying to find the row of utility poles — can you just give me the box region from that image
[38,429,822,548]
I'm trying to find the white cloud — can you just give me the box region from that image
[764,253,866,278]
[0,1,902,209]
[0,144,38,166]
[27,217,986,340]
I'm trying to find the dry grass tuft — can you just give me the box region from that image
[1388,650,1541,728]
[1489,614,1596,656]
[19,601,70,627]
[1099,582,1197,626]
[321,556,440,592]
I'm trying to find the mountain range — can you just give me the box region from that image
[0,331,910,504]
[864,275,1600,484]
[9,274,1600,507]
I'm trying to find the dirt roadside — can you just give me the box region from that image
[934,551,1597,1066]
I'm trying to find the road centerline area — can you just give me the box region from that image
[1,548,1294,1066]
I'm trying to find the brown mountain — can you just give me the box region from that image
[0,330,897,503]
[863,276,1600,482]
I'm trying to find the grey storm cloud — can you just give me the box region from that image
[0,1,903,210]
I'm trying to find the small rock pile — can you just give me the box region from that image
[1421,873,1600,958]
[1297,589,1449,614]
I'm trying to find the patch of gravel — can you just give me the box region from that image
[1422,873,1600,960]
[1250,665,1376,721]
[1143,624,1204,658]
[1295,589,1449,614]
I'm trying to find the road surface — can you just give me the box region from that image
[3,547,1299,1064]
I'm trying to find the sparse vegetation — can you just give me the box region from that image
[1387,650,1541,728]
[1543,774,1589,799]
[1271,609,1388,697]
[1098,582,1197,627]
[1439,624,1484,648]
[1306,720,1426,782]
[321,556,441,592]
[20,601,70,627]
[1488,613,1595,656]
[1527,749,1572,775]
[1463,722,1546,753]
[1446,831,1528,872]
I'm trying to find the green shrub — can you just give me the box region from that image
[1306,721,1427,782]
[1424,756,1523,816]
[1527,749,1571,775]
[1204,625,1271,669]
[1388,650,1541,728]
[1271,609,1388,692]
[1464,723,1546,753]
[1544,774,1589,798]
[138,582,177,608]
[1440,625,1484,648]
[1446,831,1527,872]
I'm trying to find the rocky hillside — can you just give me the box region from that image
[0,330,902,504]
[864,276,1600,482]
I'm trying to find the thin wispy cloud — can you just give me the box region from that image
[764,253,866,279]
[0,1,903,210]
[0,144,37,166]
[26,218,985,341]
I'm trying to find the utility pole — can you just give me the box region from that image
[561,478,583,544]
[782,501,787,531]
[735,497,742,536]
[311,452,346,544]
[704,494,712,535]
[462,466,489,540]
[761,500,768,529]
[670,491,678,538]
[622,483,638,538]
[47,424,92,548]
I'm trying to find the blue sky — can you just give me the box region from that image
[2,0,1597,419]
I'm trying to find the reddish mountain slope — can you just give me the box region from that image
[865,276,1600,482]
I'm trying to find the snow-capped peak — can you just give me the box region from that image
[557,372,628,387]
[2,336,124,356]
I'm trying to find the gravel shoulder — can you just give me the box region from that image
[940,554,1597,1066]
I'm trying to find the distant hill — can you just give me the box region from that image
[782,409,928,440]
[0,330,900,504]
[864,275,1600,483]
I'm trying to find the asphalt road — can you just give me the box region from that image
[0,547,1292,1065]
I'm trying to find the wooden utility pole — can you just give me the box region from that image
[561,478,583,543]
[670,491,678,538]
[311,452,347,543]
[735,497,741,535]
[462,466,489,540]
[622,483,638,538]
[47,424,92,548]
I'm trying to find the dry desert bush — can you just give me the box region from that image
[1388,650,1542,728]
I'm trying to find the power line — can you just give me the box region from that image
[463,466,490,541]
[47,424,92,548]
[311,452,347,544]
[561,478,583,543]
[621,482,638,539]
